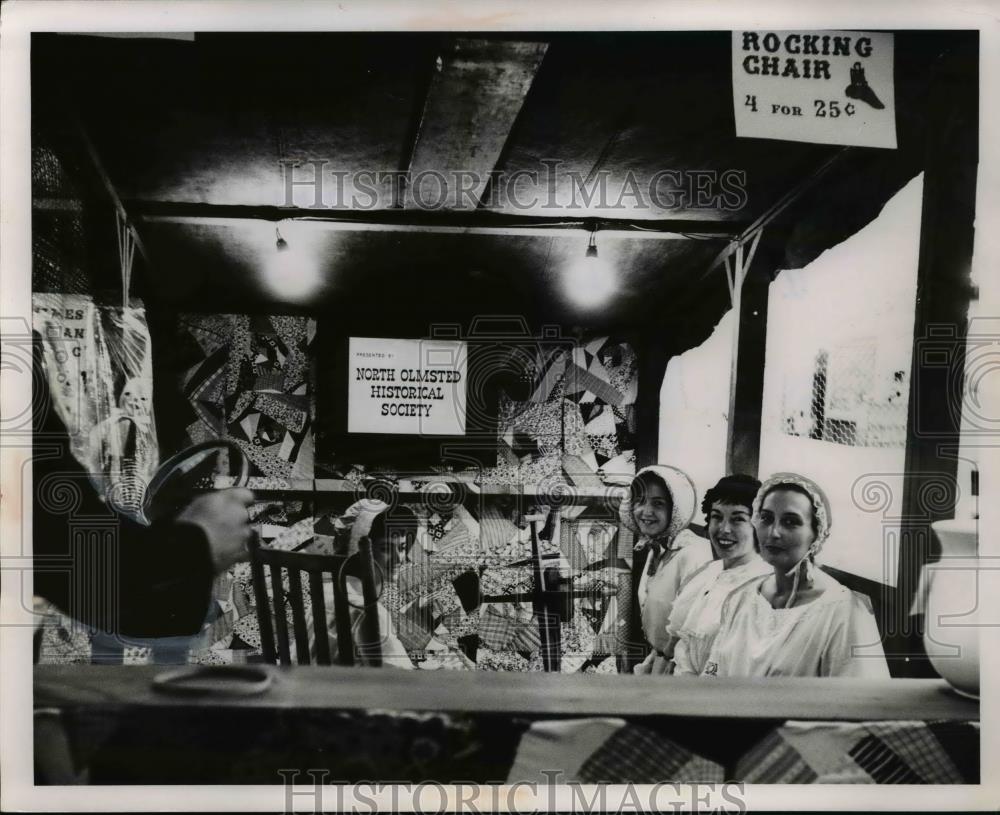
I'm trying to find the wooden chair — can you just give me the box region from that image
[248,536,382,667]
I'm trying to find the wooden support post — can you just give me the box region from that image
[725,251,771,478]
[634,336,673,470]
[891,44,978,676]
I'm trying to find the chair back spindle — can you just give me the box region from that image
[248,536,382,666]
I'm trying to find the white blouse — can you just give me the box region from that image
[699,574,890,679]
[636,531,713,653]
[668,556,772,676]
[323,578,416,669]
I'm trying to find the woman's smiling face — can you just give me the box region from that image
[708,501,756,567]
[632,479,672,539]
[754,488,817,570]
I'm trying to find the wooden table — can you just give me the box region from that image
[35,664,978,720]
[34,666,978,785]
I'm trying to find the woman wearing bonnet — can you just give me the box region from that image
[622,465,714,675]
[698,472,890,679]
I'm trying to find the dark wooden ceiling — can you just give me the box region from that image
[31,30,973,338]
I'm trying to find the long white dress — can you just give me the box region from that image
[633,531,714,673]
[668,556,772,676]
[698,574,890,679]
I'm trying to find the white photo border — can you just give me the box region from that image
[2,0,998,811]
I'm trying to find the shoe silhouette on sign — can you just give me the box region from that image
[845,62,885,109]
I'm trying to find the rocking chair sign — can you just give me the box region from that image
[732,30,896,149]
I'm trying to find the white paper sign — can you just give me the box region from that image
[733,30,896,149]
[347,337,467,435]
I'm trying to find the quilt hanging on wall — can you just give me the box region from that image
[173,313,315,487]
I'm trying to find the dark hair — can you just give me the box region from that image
[369,505,419,549]
[759,482,820,537]
[701,474,761,520]
[628,470,674,528]
[364,506,419,574]
[630,470,673,514]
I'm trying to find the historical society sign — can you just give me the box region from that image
[732,30,896,149]
[347,336,467,435]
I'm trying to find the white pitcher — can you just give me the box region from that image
[921,519,979,698]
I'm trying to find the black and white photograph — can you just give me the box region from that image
[1,0,997,811]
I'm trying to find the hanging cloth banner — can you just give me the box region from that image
[33,293,160,519]
[732,31,896,149]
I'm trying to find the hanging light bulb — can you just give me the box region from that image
[565,227,616,309]
[260,221,323,303]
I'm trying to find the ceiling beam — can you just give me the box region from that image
[32,197,85,212]
[579,102,635,195]
[474,41,552,211]
[665,148,853,320]
[706,147,850,277]
[404,38,549,211]
[394,46,443,209]
[128,199,745,240]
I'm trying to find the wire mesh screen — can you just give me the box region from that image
[758,174,924,586]
[32,144,93,295]
[780,341,909,448]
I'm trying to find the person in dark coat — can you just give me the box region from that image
[32,336,254,641]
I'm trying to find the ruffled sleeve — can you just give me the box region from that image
[665,555,716,638]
